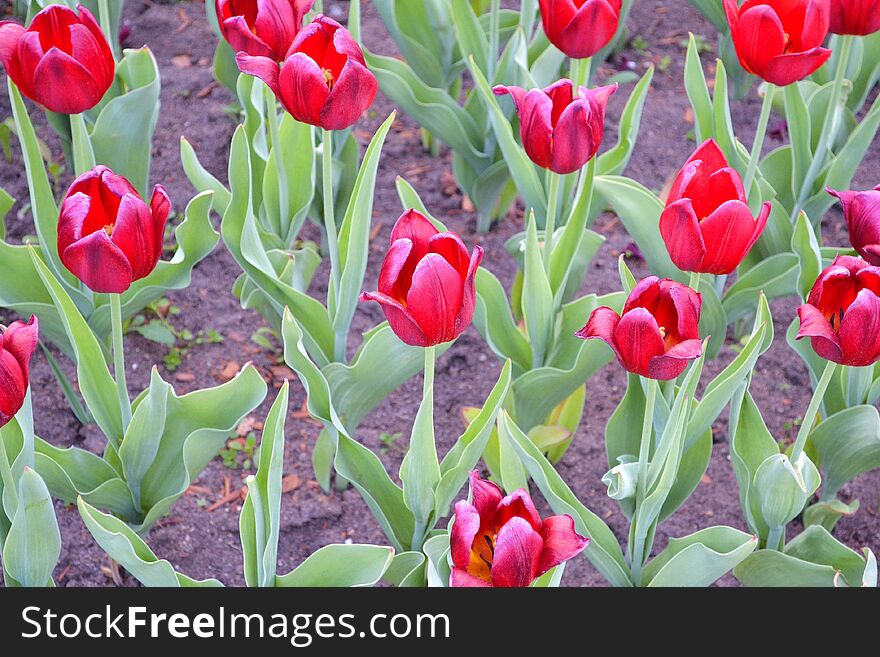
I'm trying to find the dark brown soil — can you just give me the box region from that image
[0,0,877,587]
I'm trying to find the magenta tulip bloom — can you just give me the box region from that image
[493,80,616,174]
[216,0,315,61]
[723,0,832,86]
[538,0,623,59]
[829,0,880,35]
[828,185,880,266]
[449,471,588,587]
[57,166,171,294]
[0,4,115,114]
[0,316,38,428]
[660,139,770,275]
[797,255,880,366]
[360,210,482,347]
[577,277,703,380]
[236,14,377,130]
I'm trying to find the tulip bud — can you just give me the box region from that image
[360,210,483,347]
[753,452,820,529]
[0,5,115,114]
[236,15,378,131]
[659,140,770,275]
[449,471,588,587]
[723,0,832,86]
[828,185,880,266]
[796,255,880,366]
[829,0,880,36]
[576,277,703,380]
[493,80,617,175]
[538,0,623,59]
[602,457,638,501]
[0,316,38,428]
[216,0,315,61]
[57,166,171,294]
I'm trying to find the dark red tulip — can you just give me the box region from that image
[359,210,483,347]
[0,4,114,114]
[659,139,770,275]
[236,14,377,130]
[0,316,38,428]
[797,255,880,366]
[828,186,880,266]
[723,0,832,86]
[538,0,623,59]
[216,0,315,61]
[449,471,588,587]
[57,166,171,294]
[493,80,617,175]
[829,0,880,35]
[576,277,703,380]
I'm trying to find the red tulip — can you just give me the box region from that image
[236,14,377,130]
[449,471,588,587]
[0,316,38,428]
[828,186,880,266]
[215,0,315,61]
[723,0,832,86]
[493,80,617,174]
[829,0,880,35]
[576,277,703,380]
[797,255,880,366]
[659,139,770,275]
[0,4,114,114]
[359,210,483,347]
[57,166,171,294]
[538,0,623,59]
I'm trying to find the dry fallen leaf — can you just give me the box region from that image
[219,360,240,381]
[174,372,195,382]
[171,54,192,69]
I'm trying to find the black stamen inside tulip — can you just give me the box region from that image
[484,534,495,556]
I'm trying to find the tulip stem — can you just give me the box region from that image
[742,83,774,201]
[791,35,853,223]
[791,360,836,463]
[543,171,561,273]
[97,0,118,60]
[570,57,592,90]
[0,424,19,512]
[687,271,701,293]
[321,128,343,360]
[265,83,289,241]
[766,525,784,551]
[630,377,657,586]
[423,345,436,399]
[110,294,132,434]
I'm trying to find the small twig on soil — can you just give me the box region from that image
[369,220,384,243]
[186,484,212,496]
[205,486,247,512]
[56,563,72,585]
[176,8,192,33]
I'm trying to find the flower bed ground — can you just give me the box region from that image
[0,0,877,586]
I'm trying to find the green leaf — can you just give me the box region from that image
[791,210,822,302]
[2,469,60,587]
[180,137,232,215]
[500,412,632,587]
[809,404,880,501]
[424,532,451,587]
[685,33,714,143]
[474,268,532,372]
[783,82,812,203]
[275,544,393,587]
[597,66,654,176]
[383,550,427,588]
[521,214,554,366]
[643,526,757,587]
[803,498,859,533]
[723,254,797,323]
[77,497,221,587]
[400,381,440,548]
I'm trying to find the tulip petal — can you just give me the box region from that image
[428,232,470,280]
[732,4,786,77]
[612,307,666,377]
[358,291,429,347]
[321,57,377,130]
[110,194,158,281]
[468,470,503,521]
[235,52,281,95]
[1,316,38,381]
[490,516,543,587]
[377,237,414,300]
[796,303,844,363]
[659,198,706,272]
[497,489,543,533]
[648,338,703,380]
[838,288,880,366]
[669,282,702,339]
[495,86,554,170]
[575,305,623,361]
[0,351,26,424]
[549,97,595,174]
[450,567,492,587]
[449,501,481,571]
[254,0,298,60]
[698,199,766,274]
[62,228,134,294]
[276,51,329,127]
[391,209,439,249]
[762,47,832,86]
[0,22,27,90]
[150,185,172,261]
[559,0,620,58]
[224,15,274,59]
[455,246,483,338]
[32,46,101,114]
[537,514,589,576]
[406,253,464,345]
[69,20,113,92]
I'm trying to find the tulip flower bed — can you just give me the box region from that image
[0,0,878,589]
